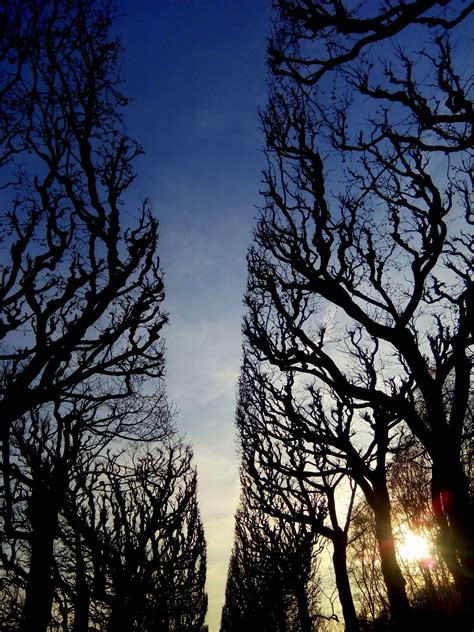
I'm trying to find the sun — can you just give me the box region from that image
[397,527,433,566]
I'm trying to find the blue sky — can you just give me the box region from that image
[115,1,271,629]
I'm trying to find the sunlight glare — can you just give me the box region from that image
[398,528,433,565]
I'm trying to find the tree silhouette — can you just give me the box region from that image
[0,2,169,627]
[59,442,207,632]
[349,436,467,629]
[0,398,174,631]
[0,2,207,630]
[237,355,360,630]
[244,0,473,619]
[0,0,167,433]
[221,471,322,632]
[1,408,208,631]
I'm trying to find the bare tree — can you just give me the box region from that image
[244,0,473,617]
[237,352,367,630]
[0,0,167,433]
[240,337,414,626]
[1,436,208,632]
[221,473,322,632]
[349,436,468,629]
[59,442,208,632]
[0,393,172,632]
[220,507,288,632]
[0,2,179,630]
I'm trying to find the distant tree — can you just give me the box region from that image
[220,472,322,632]
[221,512,282,631]
[60,442,208,632]
[237,356,359,631]
[245,0,473,619]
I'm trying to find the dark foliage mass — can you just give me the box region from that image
[0,1,207,630]
[223,0,473,630]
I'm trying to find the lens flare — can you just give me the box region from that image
[397,528,433,566]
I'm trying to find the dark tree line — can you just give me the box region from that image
[223,0,473,630]
[221,472,325,632]
[1,1,207,630]
[2,429,207,632]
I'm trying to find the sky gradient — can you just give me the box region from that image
[115,2,271,629]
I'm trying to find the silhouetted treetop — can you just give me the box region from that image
[0,3,209,631]
[243,0,473,621]
[0,0,168,438]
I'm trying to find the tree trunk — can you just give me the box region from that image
[432,453,474,619]
[295,583,313,632]
[23,489,58,632]
[107,588,140,632]
[332,529,360,632]
[73,536,91,632]
[107,603,134,632]
[371,479,411,627]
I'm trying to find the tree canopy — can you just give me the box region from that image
[0,2,208,630]
[222,0,473,629]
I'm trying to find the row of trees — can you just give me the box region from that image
[224,435,464,630]
[223,0,473,630]
[221,473,323,632]
[1,1,207,630]
[2,427,207,631]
